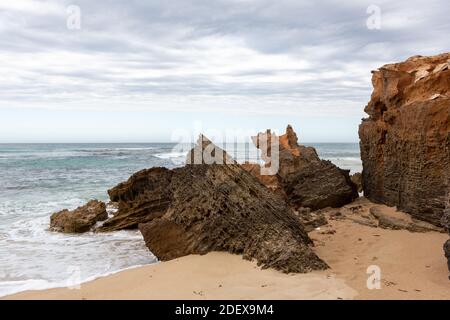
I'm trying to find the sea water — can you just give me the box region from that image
[0,142,361,297]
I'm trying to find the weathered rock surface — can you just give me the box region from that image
[350,172,363,193]
[359,53,450,227]
[294,207,328,232]
[369,206,442,233]
[186,134,236,165]
[102,135,328,273]
[50,200,107,233]
[442,194,450,232]
[241,162,285,198]
[443,194,450,272]
[98,167,174,232]
[245,125,358,210]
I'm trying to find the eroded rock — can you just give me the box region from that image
[444,240,450,273]
[244,125,358,210]
[98,167,174,232]
[50,200,107,233]
[100,135,328,273]
[369,206,442,233]
[443,193,450,273]
[350,172,363,193]
[359,53,450,226]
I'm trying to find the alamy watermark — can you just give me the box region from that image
[170,123,280,176]
[67,5,81,30]
[366,5,382,30]
[366,265,382,289]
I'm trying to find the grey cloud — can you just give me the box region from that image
[0,0,448,115]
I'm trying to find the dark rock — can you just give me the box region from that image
[350,172,363,193]
[50,200,107,233]
[444,240,450,272]
[443,194,450,272]
[135,135,328,273]
[359,53,450,226]
[98,167,174,232]
[441,194,450,233]
[245,125,358,210]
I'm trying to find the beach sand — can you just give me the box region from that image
[4,200,450,300]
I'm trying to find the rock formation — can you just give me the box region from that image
[50,200,107,233]
[244,125,358,210]
[443,192,450,273]
[98,167,174,232]
[99,135,327,273]
[359,53,450,227]
[350,172,363,193]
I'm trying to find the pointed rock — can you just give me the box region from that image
[98,135,327,273]
[50,200,107,233]
[246,125,358,210]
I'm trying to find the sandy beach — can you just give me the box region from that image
[5,199,449,300]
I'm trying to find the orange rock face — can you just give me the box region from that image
[359,53,450,226]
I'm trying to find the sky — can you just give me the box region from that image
[0,0,449,143]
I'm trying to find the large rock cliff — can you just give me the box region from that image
[359,53,450,226]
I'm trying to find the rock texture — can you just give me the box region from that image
[50,200,107,233]
[98,167,174,232]
[359,53,450,227]
[443,193,450,273]
[101,135,327,273]
[350,172,363,193]
[245,125,358,210]
[369,206,442,233]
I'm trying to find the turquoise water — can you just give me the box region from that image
[0,143,361,297]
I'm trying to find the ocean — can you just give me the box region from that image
[0,142,361,297]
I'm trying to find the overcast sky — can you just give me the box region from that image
[0,0,449,142]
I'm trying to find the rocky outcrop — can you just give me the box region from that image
[241,162,285,198]
[442,193,450,232]
[350,172,363,193]
[97,167,174,232]
[443,193,450,273]
[100,135,327,273]
[244,125,358,210]
[186,134,235,165]
[50,200,107,233]
[359,53,450,227]
[369,206,442,233]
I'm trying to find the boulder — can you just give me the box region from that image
[241,162,285,198]
[369,206,442,233]
[245,125,358,210]
[443,194,450,273]
[359,53,450,226]
[442,194,450,232]
[50,200,107,233]
[444,240,450,273]
[105,135,328,273]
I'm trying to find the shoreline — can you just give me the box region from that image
[3,252,358,300]
[5,199,450,300]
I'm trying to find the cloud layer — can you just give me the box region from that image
[0,0,449,118]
